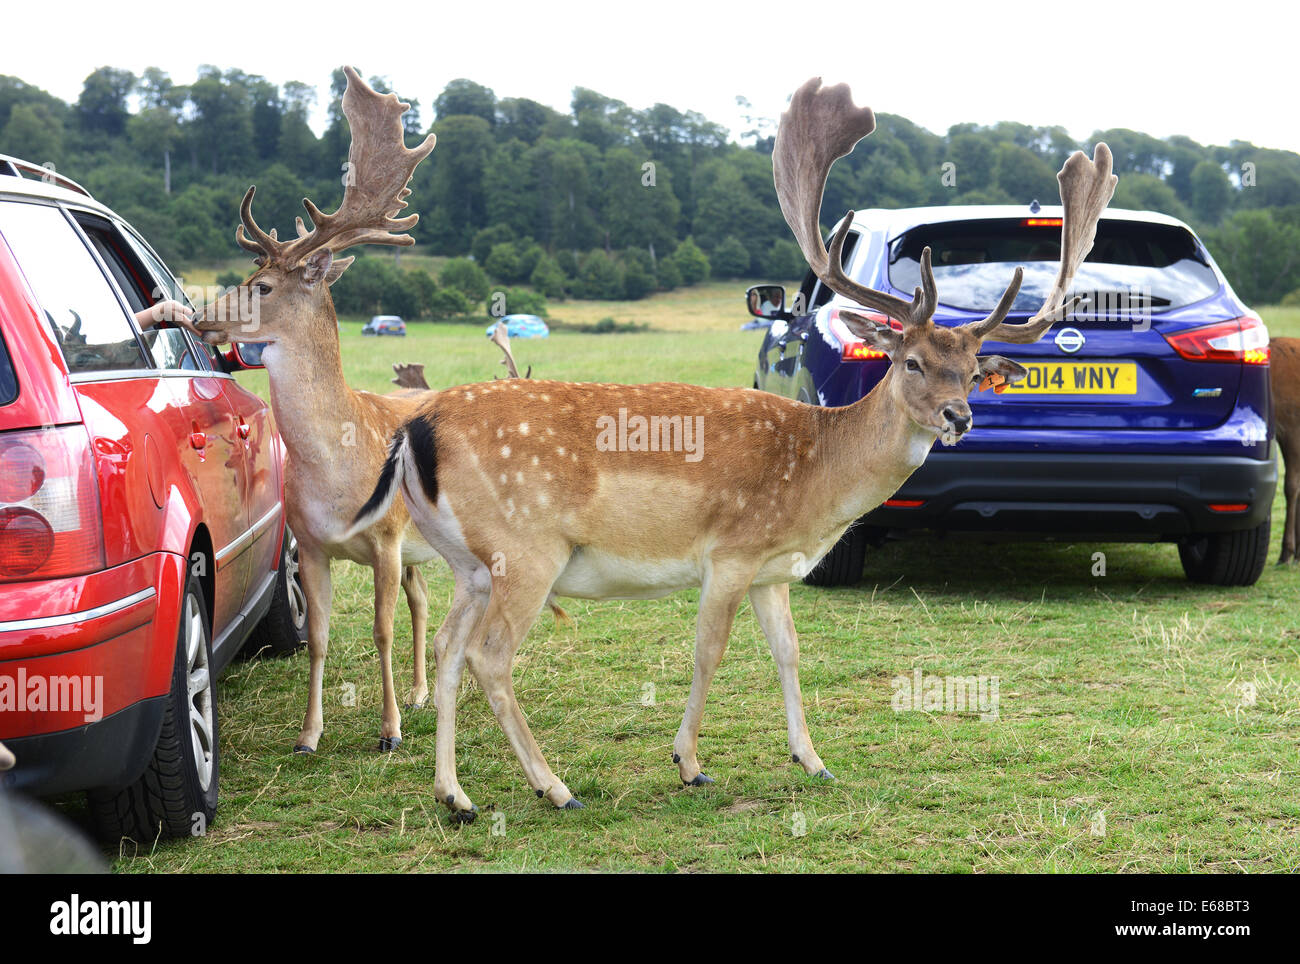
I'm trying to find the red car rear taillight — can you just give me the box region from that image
[0,426,104,581]
[1162,315,1270,365]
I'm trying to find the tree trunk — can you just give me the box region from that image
[163,149,171,195]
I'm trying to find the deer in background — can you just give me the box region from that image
[1271,338,1300,563]
[192,67,441,754]
[346,77,1117,821]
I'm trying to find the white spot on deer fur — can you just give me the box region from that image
[537,492,549,507]
[519,422,529,435]
[499,473,507,485]
[501,445,511,458]
[541,394,551,402]
[544,472,553,481]
[571,452,578,462]
[531,455,539,466]
[557,446,566,456]
[496,428,505,439]
[546,427,555,436]
[465,391,474,400]
[506,499,517,518]
[515,472,524,483]
[765,420,773,430]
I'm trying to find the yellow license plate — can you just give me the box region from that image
[1000,361,1137,395]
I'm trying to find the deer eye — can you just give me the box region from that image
[254,282,272,296]
[905,358,922,373]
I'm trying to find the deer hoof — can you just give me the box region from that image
[684,773,714,787]
[816,768,835,781]
[451,805,478,825]
[292,744,315,755]
[561,798,585,810]
[378,736,403,752]
[404,701,426,711]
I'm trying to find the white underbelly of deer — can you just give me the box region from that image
[552,547,699,599]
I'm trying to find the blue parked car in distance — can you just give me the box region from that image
[487,314,549,339]
[751,204,1274,587]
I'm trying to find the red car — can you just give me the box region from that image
[0,155,306,841]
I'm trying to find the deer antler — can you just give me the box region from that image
[236,66,436,267]
[391,362,429,390]
[965,143,1117,344]
[490,325,530,379]
[775,79,959,329]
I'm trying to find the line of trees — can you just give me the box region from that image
[5,67,1300,305]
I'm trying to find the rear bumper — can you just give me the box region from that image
[0,553,183,794]
[1,696,166,795]
[865,451,1277,538]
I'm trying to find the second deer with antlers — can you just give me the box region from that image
[349,78,1118,820]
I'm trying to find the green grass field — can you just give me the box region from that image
[103,294,1300,873]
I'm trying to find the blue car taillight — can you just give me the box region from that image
[1162,315,1269,365]
[827,307,900,362]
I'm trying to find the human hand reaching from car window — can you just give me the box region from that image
[135,299,194,330]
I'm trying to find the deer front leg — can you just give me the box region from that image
[749,582,831,779]
[294,540,333,753]
[372,546,405,751]
[401,564,430,708]
[674,568,750,786]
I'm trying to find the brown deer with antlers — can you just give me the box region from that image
[191,68,444,754]
[347,78,1117,820]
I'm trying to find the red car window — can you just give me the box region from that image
[0,201,146,374]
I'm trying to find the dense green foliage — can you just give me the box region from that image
[6,67,1300,305]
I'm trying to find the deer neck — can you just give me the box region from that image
[811,371,937,527]
[260,308,359,468]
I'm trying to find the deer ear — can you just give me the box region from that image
[301,248,334,287]
[325,255,354,287]
[839,309,901,358]
[977,354,1028,392]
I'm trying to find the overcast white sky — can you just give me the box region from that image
[5,0,1299,152]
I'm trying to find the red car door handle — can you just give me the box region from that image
[190,420,206,450]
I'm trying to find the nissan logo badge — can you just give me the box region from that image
[1055,327,1085,353]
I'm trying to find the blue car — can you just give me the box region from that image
[487,314,549,339]
[751,204,1275,587]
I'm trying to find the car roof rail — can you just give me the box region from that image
[0,153,93,198]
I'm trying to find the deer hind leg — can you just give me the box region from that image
[294,540,333,753]
[749,582,831,779]
[372,545,406,751]
[431,565,493,821]
[466,561,580,810]
[673,565,752,786]
[1280,442,1298,565]
[401,564,430,708]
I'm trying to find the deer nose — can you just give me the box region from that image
[943,407,971,433]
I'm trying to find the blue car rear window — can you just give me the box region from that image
[889,218,1220,313]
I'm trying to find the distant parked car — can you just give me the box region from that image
[362,315,406,336]
[752,203,1275,587]
[487,314,549,339]
[0,153,307,841]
